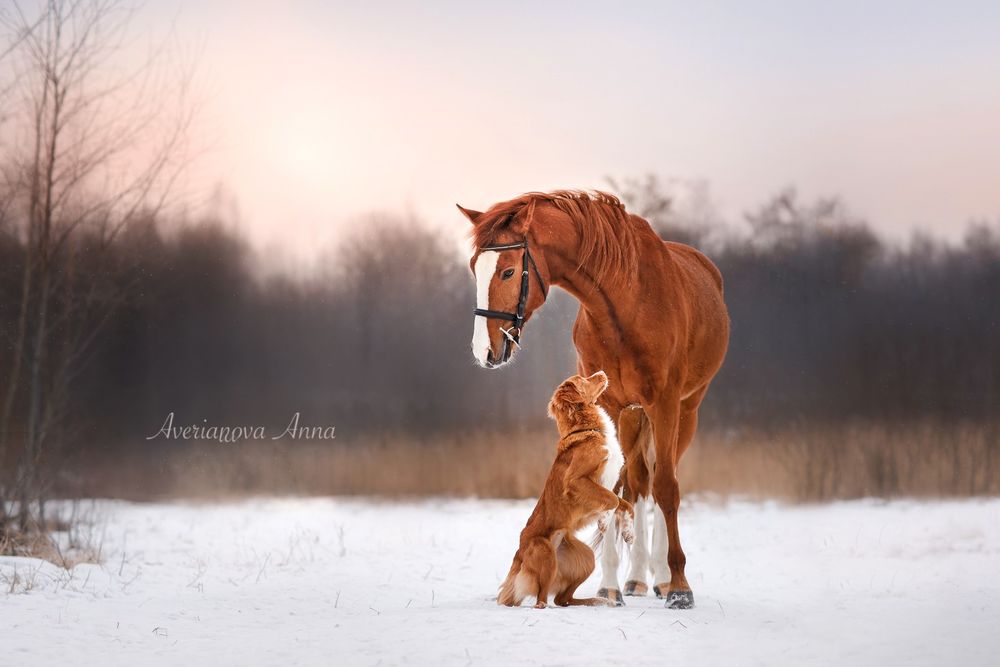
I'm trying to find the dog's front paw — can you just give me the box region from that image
[618,512,635,544]
[597,515,609,534]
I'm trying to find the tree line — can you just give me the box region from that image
[2,185,998,466]
[3,1,996,534]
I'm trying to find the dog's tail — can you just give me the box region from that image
[497,559,527,607]
[589,527,605,552]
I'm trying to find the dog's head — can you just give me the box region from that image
[547,371,609,426]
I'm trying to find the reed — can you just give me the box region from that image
[68,420,999,501]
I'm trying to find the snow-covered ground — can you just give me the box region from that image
[2,497,999,666]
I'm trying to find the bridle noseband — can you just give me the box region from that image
[473,238,547,366]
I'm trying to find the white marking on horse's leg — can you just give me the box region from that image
[626,495,650,584]
[471,250,499,366]
[598,513,621,591]
[650,501,671,584]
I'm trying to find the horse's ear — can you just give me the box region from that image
[456,204,482,224]
[505,200,536,236]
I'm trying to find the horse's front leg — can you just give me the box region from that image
[625,494,651,596]
[597,404,644,604]
[620,405,652,597]
[597,518,624,606]
[648,392,695,609]
[650,500,671,598]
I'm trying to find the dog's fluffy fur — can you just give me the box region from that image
[498,371,634,608]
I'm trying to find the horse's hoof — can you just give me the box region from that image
[652,583,669,599]
[623,580,647,597]
[597,587,625,607]
[664,590,695,609]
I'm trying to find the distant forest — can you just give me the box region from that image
[3,1,995,511]
[1,180,999,465]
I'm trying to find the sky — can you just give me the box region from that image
[139,0,1000,261]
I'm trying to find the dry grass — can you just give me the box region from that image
[0,503,105,569]
[683,421,999,500]
[77,429,554,500]
[67,420,1000,502]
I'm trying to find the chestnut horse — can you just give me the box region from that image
[461,190,729,609]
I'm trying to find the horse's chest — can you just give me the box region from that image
[577,353,649,408]
[575,323,666,406]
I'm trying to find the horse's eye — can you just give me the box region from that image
[501,268,515,280]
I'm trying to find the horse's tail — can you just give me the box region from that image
[592,407,653,551]
[590,503,636,551]
[624,408,654,499]
[636,410,654,491]
[589,526,606,552]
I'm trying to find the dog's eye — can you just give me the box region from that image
[501,268,515,280]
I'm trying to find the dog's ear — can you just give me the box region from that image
[581,371,609,403]
[549,379,582,421]
[565,375,588,401]
[547,395,559,420]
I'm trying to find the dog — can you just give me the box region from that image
[497,370,634,608]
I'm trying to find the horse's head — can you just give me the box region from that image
[458,202,549,369]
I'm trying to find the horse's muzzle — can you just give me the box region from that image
[484,347,513,369]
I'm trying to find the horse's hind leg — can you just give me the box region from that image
[555,534,611,606]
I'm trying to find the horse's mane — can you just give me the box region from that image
[472,190,639,286]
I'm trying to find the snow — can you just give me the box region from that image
[2,497,999,666]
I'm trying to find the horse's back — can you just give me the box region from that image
[626,214,725,297]
[662,241,725,297]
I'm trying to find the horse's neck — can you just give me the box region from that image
[537,228,640,333]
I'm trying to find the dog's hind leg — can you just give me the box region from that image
[555,534,612,607]
[521,537,557,608]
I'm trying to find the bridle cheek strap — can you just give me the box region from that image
[472,238,547,364]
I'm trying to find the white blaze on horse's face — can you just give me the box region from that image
[472,250,500,366]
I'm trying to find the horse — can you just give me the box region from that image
[460,190,729,609]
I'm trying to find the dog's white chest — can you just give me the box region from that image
[595,406,624,490]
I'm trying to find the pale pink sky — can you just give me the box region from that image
[146,1,1000,261]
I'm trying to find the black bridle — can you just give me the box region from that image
[473,239,547,366]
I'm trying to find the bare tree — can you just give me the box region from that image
[0,0,196,541]
[606,173,722,248]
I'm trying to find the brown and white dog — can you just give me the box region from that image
[497,371,634,608]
